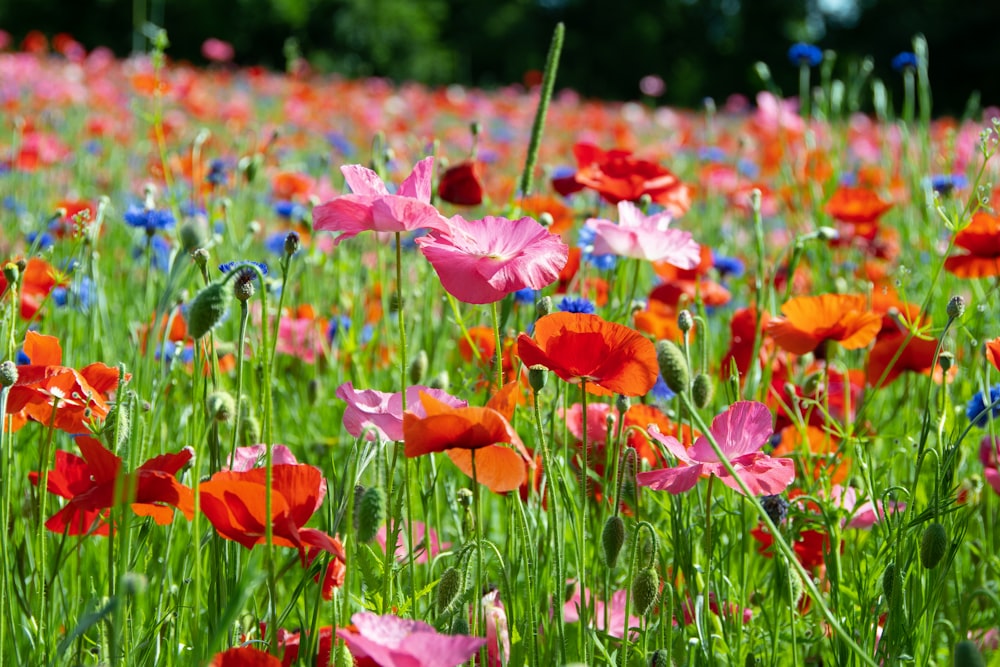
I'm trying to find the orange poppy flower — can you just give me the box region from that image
[519,194,575,239]
[944,211,1000,278]
[823,186,892,225]
[767,294,881,356]
[517,312,658,397]
[29,436,194,535]
[6,331,123,434]
[403,390,532,493]
[986,337,1000,372]
[633,299,686,343]
[199,464,346,566]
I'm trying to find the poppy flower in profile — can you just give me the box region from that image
[210,646,281,667]
[584,200,700,266]
[767,294,881,356]
[867,332,947,388]
[416,214,568,304]
[986,337,1000,372]
[637,401,794,495]
[944,211,1000,278]
[0,257,65,320]
[313,157,447,246]
[403,391,532,493]
[337,612,487,667]
[553,143,692,215]
[517,312,658,397]
[437,161,484,205]
[823,186,893,225]
[6,331,124,434]
[337,382,467,442]
[199,464,345,569]
[30,436,194,535]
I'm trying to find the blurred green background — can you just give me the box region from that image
[2,0,998,114]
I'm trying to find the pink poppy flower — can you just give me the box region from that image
[313,157,447,246]
[482,589,510,667]
[980,436,1000,496]
[827,485,905,529]
[201,38,235,63]
[336,382,467,442]
[337,612,486,667]
[374,520,448,564]
[585,200,700,267]
[225,444,298,472]
[416,214,568,304]
[563,584,640,639]
[637,401,794,495]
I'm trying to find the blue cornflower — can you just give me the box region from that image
[26,230,55,250]
[513,288,536,304]
[326,132,355,157]
[274,200,306,221]
[3,196,24,214]
[206,159,228,186]
[967,385,1000,427]
[134,235,173,272]
[650,374,675,402]
[327,315,352,343]
[219,261,268,281]
[52,276,94,312]
[788,43,823,68]
[928,174,967,196]
[698,146,727,162]
[712,253,745,278]
[891,52,918,73]
[760,495,789,524]
[577,224,617,271]
[557,296,596,314]
[124,205,175,234]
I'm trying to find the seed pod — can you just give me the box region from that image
[528,366,547,392]
[692,373,714,409]
[882,561,898,601]
[953,639,985,667]
[436,567,464,613]
[655,339,690,394]
[187,283,228,339]
[602,515,626,568]
[354,486,386,543]
[677,309,694,334]
[920,522,948,569]
[409,350,429,385]
[632,567,660,616]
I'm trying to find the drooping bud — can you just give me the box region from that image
[103,400,131,449]
[535,296,553,319]
[882,561,898,601]
[602,515,626,568]
[0,360,18,387]
[953,639,986,667]
[409,350,429,385]
[206,391,236,423]
[947,295,966,320]
[354,486,386,543]
[656,339,690,394]
[773,556,802,606]
[436,567,464,613]
[920,522,948,569]
[632,567,659,615]
[179,219,207,252]
[187,283,227,339]
[692,374,714,409]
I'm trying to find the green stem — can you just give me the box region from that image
[578,381,590,665]
[518,23,564,198]
[490,301,504,391]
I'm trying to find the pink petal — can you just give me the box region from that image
[341,164,389,197]
[636,464,704,494]
[337,383,466,441]
[709,454,794,495]
[646,425,692,464]
[688,401,773,462]
[397,156,434,202]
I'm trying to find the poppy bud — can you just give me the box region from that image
[632,567,659,616]
[410,350,429,385]
[882,561,899,601]
[429,371,450,391]
[536,296,553,319]
[656,339,690,394]
[450,615,470,636]
[354,486,386,543]
[187,282,228,339]
[920,522,947,569]
[179,219,207,252]
[103,401,131,449]
[539,212,554,228]
[677,309,694,334]
[615,394,630,414]
[602,515,626,568]
[0,360,17,387]
[649,649,670,667]
[774,556,802,606]
[953,639,985,667]
[2,262,19,287]
[206,391,236,423]
[120,572,148,597]
[239,416,260,447]
[947,296,966,320]
[334,644,353,667]
[528,366,548,393]
[284,231,300,256]
[436,566,464,613]
[816,226,839,241]
[692,374,714,409]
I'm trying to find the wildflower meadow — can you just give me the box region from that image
[4,23,1000,667]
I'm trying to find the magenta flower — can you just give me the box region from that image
[585,200,700,267]
[563,584,639,639]
[416,214,568,304]
[225,444,298,472]
[337,612,486,667]
[374,520,448,564]
[637,401,794,495]
[336,382,467,442]
[313,157,447,246]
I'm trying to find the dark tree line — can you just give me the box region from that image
[2,0,997,114]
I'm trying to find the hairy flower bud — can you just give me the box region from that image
[632,567,659,616]
[436,567,464,613]
[656,339,690,394]
[0,360,18,387]
[354,486,386,543]
[920,522,948,569]
[187,283,227,339]
[692,373,714,409]
[602,515,626,568]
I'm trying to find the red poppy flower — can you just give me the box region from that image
[823,186,892,225]
[199,464,346,568]
[944,211,1000,278]
[751,524,831,570]
[767,294,881,356]
[517,312,658,397]
[6,331,124,434]
[437,161,484,205]
[403,391,532,493]
[986,337,1000,373]
[720,307,772,380]
[0,257,65,320]
[552,143,692,215]
[211,646,282,667]
[867,333,947,388]
[29,436,194,535]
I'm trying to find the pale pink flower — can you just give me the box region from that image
[313,157,447,246]
[637,401,794,495]
[201,38,234,63]
[482,589,510,667]
[337,612,486,667]
[585,201,700,267]
[416,214,568,304]
[336,382,467,442]
[276,315,324,363]
[374,520,448,564]
[563,584,639,639]
[827,485,905,529]
[226,444,298,472]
